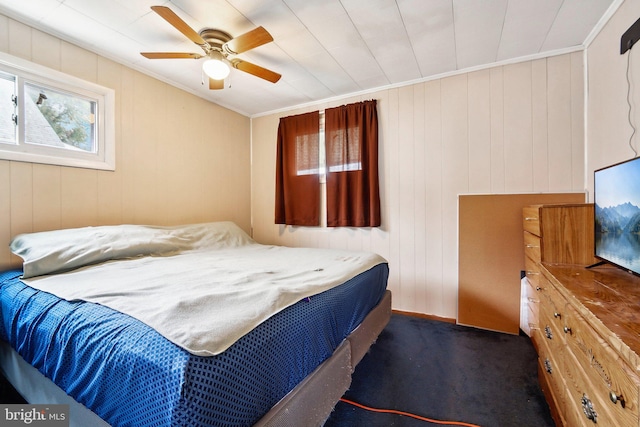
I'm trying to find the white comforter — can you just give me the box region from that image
[18,223,386,356]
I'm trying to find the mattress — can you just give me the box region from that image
[0,263,389,426]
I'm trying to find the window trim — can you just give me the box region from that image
[0,51,115,171]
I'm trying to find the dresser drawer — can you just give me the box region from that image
[524,231,541,262]
[564,391,602,427]
[540,302,566,362]
[563,350,622,427]
[539,280,565,326]
[526,292,539,326]
[564,304,640,427]
[538,360,567,427]
[524,273,541,304]
[525,276,541,350]
[529,307,541,352]
[525,257,542,289]
[523,206,541,236]
[538,337,566,417]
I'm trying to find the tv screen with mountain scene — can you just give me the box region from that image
[594,156,640,276]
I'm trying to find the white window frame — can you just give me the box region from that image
[0,51,115,170]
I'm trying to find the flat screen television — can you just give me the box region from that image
[594,156,640,276]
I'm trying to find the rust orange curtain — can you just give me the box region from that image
[325,100,381,227]
[275,111,320,226]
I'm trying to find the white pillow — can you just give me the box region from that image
[170,221,255,250]
[10,221,253,278]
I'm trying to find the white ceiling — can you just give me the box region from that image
[0,0,619,117]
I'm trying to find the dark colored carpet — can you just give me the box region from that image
[0,313,554,426]
[0,376,24,403]
[325,313,555,427]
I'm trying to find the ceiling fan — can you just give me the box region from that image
[141,6,281,90]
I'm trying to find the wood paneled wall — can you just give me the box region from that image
[251,52,586,320]
[586,0,640,194]
[0,15,251,270]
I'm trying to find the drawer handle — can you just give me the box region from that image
[544,358,553,374]
[610,391,626,408]
[524,217,538,221]
[581,394,598,423]
[526,271,540,276]
[553,312,562,320]
[563,326,572,334]
[527,297,539,303]
[544,325,553,340]
[525,244,540,249]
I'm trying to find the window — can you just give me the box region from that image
[275,100,380,227]
[0,52,115,170]
[295,127,320,176]
[275,111,320,226]
[326,123,362,173]
[0,72,17,144]
[324,100,380,227]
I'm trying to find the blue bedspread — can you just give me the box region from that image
[0,264,388,426]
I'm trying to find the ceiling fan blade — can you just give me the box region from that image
[209,78,224,90]
[150,6,208,48]
[141,52,204,59]
[231,59,281,83]
[224,26,273,54]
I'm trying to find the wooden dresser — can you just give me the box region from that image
[523,203,640,426]
[522,203,596,350]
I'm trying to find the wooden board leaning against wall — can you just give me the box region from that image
[458,193,586,334]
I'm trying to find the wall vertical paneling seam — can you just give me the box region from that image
[571,51,586,193]
[532,58,549,192]
[32,165,62,233]
[423,79,444,317]
[8,19,31,60]
[440,73,469,318]
[0,161,12,269]
[547,54,574,191]
[32,29,61,70]
[503,61,534,193]
[387,88,403,309]
[96,58,124,226]
[489,66,505,193]
[467,69,492,194]
[0,15,9,52]
[413,83,428,314]
[400,86,416,312]
[9,162,33,265]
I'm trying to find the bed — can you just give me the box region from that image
[0,221,390,426]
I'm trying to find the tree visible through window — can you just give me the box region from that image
[0,51,114,170]
[25,83,96,153]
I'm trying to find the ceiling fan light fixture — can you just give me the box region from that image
[202,52,230,80]
[143,7,279,88]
